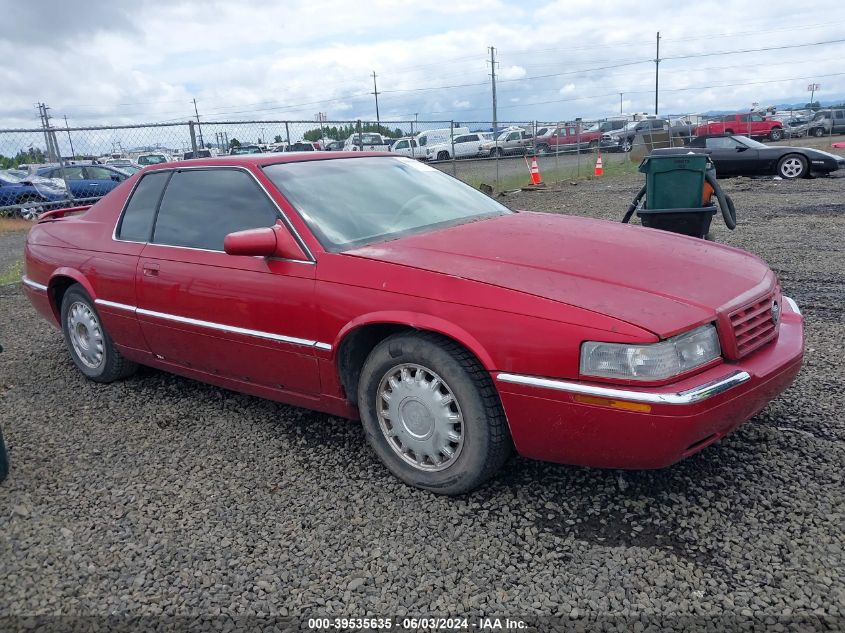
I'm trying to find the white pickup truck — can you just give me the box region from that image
[343,132,392,152]
[425,132,493,161]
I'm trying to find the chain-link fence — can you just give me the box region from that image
[1,109,841,217]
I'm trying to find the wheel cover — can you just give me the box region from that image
[376,363,464,472]
[67,301,105,369]
[781,158,803,178]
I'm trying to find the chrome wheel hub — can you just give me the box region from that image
[377,363,464,472]
[67,301,104,369]
[781,158,803,178]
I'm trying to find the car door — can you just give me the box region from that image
[833,110,845,134]
[393,139,409,157]
[704,136,758,175]
[134,166,321,395]
[83,166,125,198]
[45,165,87,198]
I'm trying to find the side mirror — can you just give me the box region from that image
[224,221,308,260]
[736,146,748,152]
[112,174,122,182]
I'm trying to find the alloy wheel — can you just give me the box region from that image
[779,157,805,179]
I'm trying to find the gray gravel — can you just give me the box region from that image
[0,228,26,272]
[1,172,843,630]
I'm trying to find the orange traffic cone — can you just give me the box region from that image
[594,153,603,177]
[530,156,543,185]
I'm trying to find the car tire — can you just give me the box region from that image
[777,154,808,179]
[812,127,824,137]
[60,285,138,383]
[769,128,784,141]
[495,147,504,157]
[621,138,633,153]
[588,140,598,150]
[437,151,450,161]
[357,331,512,495]
[536,144,550,155]
[15,195,45,220]
[724,129,734,135]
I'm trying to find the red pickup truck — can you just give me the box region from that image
[535,125,602,154]
[693,113,784,140]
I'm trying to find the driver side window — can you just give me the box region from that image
[705,137,741,150]
[152,169,280,251]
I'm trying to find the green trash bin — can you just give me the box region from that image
[636,153,716,238]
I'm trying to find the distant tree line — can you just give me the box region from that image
[302,123,404,142]
[0,147,48,169]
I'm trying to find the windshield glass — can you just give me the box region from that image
[0,171,23,184]
[263,157,511,251]
[732,135,768,149]
[139,155,166,165]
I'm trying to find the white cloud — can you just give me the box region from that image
[0,0,843,141]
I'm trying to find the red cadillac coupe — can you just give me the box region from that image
[22,154,804,494]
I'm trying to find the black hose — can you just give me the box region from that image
[622,185,647,223]
[705,170,737,230]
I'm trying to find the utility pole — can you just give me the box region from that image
[654,31,661,115]
[488,46,498,132]
[63,115,76,157]
[37,103,60,162]
[619,93,623,115]
[192,98,204,148]
[371,72,380,127]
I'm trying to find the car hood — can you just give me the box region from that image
[346,212,774,338]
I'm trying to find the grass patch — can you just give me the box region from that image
[0,259,23,286]
[0,217,32,234]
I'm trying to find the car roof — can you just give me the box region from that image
[141,152,395,171]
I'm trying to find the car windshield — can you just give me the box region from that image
[731,135,768,149]
[263,157,511,251]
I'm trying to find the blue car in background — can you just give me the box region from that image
[0,170,69,218]
[37,164,130,202]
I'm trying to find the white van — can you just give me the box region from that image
[415,127,470,152]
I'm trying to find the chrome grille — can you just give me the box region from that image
[729,293,778,358]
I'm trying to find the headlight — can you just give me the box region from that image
[580,325,721,382]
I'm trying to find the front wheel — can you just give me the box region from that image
[61,285,137,382]
[436,151,450,161]
[620,138,633,153]
[812,127,825,137]
[357,332,511,495]
[769,128,783,141]
[777,154,807,179]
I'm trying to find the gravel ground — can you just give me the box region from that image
[0,229,27,272]
[1,173,843,631]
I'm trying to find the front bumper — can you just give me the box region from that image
[495,298,804,469]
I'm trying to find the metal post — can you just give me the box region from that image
[372,72,380,128]
[192,98,204,148]
[285,122,291,148]
[188,120,198,154]
[450,121,457,176]
[489,46,498,133]
[356,119,363,150]
[654,32,661,115]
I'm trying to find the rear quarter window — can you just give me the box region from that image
[116,171,171,242]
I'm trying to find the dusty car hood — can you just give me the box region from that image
[347,212,775,338]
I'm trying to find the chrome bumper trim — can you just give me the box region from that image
[783,295,801,316]
[496,370,751,405]
[21,276,48,292]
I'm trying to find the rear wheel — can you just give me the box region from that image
[812,127,825,137]
[777,154,807,179]
[60,285,137,382]
[357,332,511,495]
[495,147,504,157]
[15,195,45,220]
[769,128,784,141]
[536,144,550,155]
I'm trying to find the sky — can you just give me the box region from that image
[1,0,845,132]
